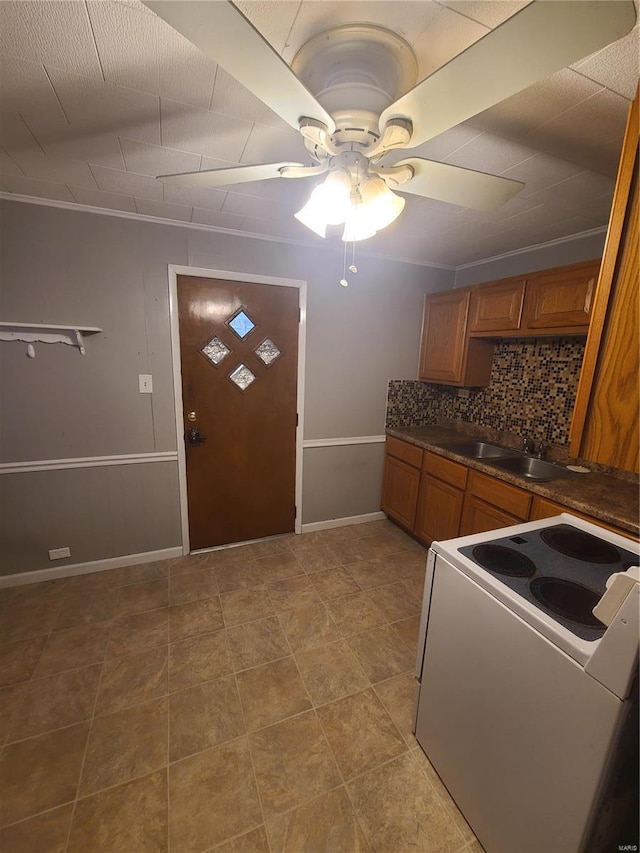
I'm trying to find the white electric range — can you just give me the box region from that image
[414,514,639,853]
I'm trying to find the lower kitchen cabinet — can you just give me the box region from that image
[459,494,522,536]
[381,452,421,530]
[414,451,467,544]
[460,470,531,536]
[530,496,638,540]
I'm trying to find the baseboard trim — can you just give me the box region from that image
[0,546,184,588]
[301,511,386,533]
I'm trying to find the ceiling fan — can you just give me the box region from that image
[142,0,636,241]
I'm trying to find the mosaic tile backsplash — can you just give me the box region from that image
[386,338,586,446]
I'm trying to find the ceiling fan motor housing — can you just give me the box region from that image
[292,24,418,159]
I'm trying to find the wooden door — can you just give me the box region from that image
[381,454,421,530]
[414,473,464,545]
[178,275,299,550]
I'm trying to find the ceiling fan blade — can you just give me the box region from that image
[158,162,310,188]
[392,159,525,211]
[142,1,335,134]
[380,0,636,149]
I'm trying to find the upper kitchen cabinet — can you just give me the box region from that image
[522,260,600,333]
[418,289,494,387]
[570,88,639,475]
[468,278,526,333]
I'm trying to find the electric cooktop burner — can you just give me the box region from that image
[540,527,620,564]
[472,544,535,577]
[459,523,639,641]
[530,577,602,627]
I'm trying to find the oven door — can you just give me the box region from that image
[415,553,623,853]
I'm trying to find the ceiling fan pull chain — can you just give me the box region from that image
[340,239,349,287]
[349,240,357,275]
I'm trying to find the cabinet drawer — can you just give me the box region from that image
[466,470,531,520]
[423,450,468,490]
[386,436,423,468]
[460,494,521,536]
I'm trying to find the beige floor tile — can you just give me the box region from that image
[278,603,341,653]
[315,525,360,545]
[329,538,379,565]
[169,738,262,852]
[326,591,387,637]
[220,586,275,626]
[0,636,46,687]
[215,825,270,852]
[65,569,123,592]
[347,625,414,683]
[246,538,292,558]
[0,803,73,853]
[116,579,168,616]
[55,587,121,631]
[0,579,68,609]
[374,672,416,744]
[0,684,25,745]
[169,567,219,605]
[344,559,399,590]
[0,722,89,826]
[386,550,428,582]
[284,531,322,551]
[0,596,63,644]
[355,519,399,538]
[390,614,421,649]
[34,623,110,676]
[80,697,168,796]
[403,573,426,601]
[361,531,411,557]
[266,574,322,612]
[95,647,167,716]
[347,751,465,853]
[169,676,245,761]
[266,787,370,852]
[236,656,311,731]
[308,566,362,600]
[169,629,233,691]
[215,561,263,594]
[106,608,168,658]
[317,688,407,781]
[249,711,342,818]
[9,664,101,741]
[169,595,224,641]
[295,640,370,706]
[256,552,302,583]
[118,560,170,586]
[294,545,343,574]
[367,581,422,622]
[69,770,168,853]
[227,617,291,672]
[411,748,478,846]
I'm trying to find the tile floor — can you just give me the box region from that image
[0,519,484,852]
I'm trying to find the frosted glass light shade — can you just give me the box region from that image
[294,170,351,236]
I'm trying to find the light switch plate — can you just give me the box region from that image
[139,374,153,394]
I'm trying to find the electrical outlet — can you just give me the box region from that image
[138,374,153,394]
[457,389,470,398]
[49,547,71,560]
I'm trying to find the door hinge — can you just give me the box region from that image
[298,307,301,323]
[296,413,299,427]
[294,506,297,519]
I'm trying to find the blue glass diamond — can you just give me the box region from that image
[228,310,255,339]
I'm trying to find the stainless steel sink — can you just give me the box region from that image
[436,441,521,460]
[487,455,571,482]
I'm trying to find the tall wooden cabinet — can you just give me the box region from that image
[569,88,639,474]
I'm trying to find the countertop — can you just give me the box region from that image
[386,425,639,537]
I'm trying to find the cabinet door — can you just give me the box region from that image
[381,454,420,530]
[523,261,599,331]
[529,496,638,540]
[460,494,520,536]
[468,279,525,332]
[414,473,464,545]
[419,290,470,383]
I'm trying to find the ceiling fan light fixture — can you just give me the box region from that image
[294,170,352,236]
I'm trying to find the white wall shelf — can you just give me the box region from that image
[0,322,102,356]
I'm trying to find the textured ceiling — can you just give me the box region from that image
[0,0,638,267]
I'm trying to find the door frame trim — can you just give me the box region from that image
[168,264,307,554]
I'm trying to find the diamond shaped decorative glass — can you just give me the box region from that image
[228,309,255,339]
[254,338,281,366]
[201,336,230,366]
[229,363,256,391]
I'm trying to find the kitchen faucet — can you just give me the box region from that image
[523,436,535,455]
